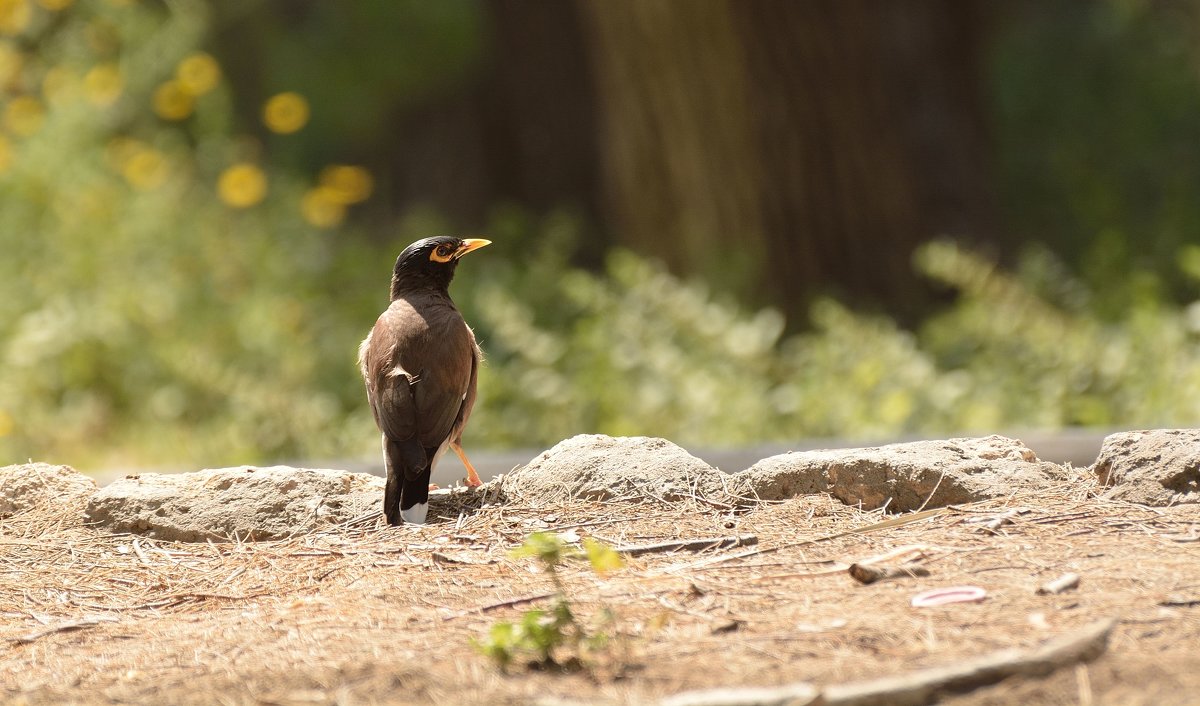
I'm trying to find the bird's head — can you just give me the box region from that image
[389,236,491,298]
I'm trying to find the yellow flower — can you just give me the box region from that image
[153,80,194,121]
[262,92,308,134]
[83,63,123,107]
[176,52,220,96]
[42,66,79,105]
[0,134,13,173]
[37,0,72,10]
[0,42,21,89]
[0,0,30,35]
[300,187,345,228]
[0,409,12,437]
[122,148,169,190]
[4,95,43,136]
[317,165,373,204]
[217,163,267,208]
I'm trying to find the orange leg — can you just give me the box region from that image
[451,441,483,487]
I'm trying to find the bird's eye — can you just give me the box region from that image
[430,243,456,263]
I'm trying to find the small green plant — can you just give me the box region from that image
[472,532,623,671]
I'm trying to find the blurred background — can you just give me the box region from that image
[4,0,1200,474]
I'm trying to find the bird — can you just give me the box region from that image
[358,236,490,525]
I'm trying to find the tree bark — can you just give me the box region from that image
[579,0,993,319]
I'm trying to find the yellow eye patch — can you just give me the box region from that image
[429,245,455,263]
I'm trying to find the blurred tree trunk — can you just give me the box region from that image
[578,0,993,320]
[373,0,602,254]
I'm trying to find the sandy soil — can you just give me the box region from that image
[2,482,1198,705]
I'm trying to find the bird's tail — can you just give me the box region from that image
[383,437,430,525]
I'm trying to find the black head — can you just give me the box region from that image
[389,236,491,298]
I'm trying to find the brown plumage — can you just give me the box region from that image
[358,236,490,525]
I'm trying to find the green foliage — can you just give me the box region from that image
[473,532,622,670]
[582,537,624,575]
[915,240,1200,429]
[5,0,1200,471]
[991,0,1200,308]
[508,530,575,569]
[465,227,1200,446]
[0,0,477,467]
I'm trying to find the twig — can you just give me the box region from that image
[913,471,947,513]
[616,535,757,557]
[1036,572,1081,595]
[848,563,930,585]
[821,618,1117,706]
[131,538,153,566]
[11,616,119,644]
[442,591,557,621]
[666,508,948,574]
[659,619,1117,706]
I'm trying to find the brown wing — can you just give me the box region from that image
[359,295,474,449]
[450,325,481,445]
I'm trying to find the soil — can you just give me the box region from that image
[2,480,1199,705]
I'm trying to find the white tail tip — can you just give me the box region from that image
[400,503,428,525]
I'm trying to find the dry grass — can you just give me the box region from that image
[2,476,1199,705]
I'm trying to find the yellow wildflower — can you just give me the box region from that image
[122,148,169,191]
[83,63,123,107]
[4,95,43,136]
[262,92,309,134]
[300,187,345,228]
[318,165,373,204]
[0,0,30,35]
[176,52,220,95]
[0,42,20,89]
[153,79,194,121]
[217,163,267,208]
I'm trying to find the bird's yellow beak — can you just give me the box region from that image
[455,238,491,259]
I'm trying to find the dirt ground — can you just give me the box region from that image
[2,477,1199,705]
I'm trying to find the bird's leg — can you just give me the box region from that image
[451,441,483,487]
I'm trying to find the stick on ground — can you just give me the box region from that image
[658,618,1117,706]
[616,535,758,557]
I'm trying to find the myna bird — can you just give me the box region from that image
[358,236,490,525]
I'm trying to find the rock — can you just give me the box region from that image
[85,466,396,542]
[0,463,98,517]
[502,434,729,505]
[1093,430,1200,506]
[732,435,1069,512]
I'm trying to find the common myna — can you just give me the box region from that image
[358,236,490,525]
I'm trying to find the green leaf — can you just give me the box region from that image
[509,532,573,567]
[582,538,624,575]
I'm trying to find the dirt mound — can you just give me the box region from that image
[0,462,96,518]
[502,434,731,504]
[85,466,390,541]
[1093,429,1200,506]
[732,435,1072,511]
